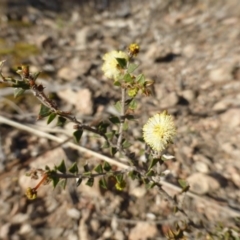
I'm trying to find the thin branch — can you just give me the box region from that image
[117,87,126,151]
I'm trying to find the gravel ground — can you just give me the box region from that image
[0,0,240,239]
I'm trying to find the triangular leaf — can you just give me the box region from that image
[146,169,155,177]
[58,179,67,189]
[178,179,189,189]
[86,177,94,187]
[127,63,138,74]
[56,160,66,173]
[115,57,127,68]
[129,99,137,110]
[123,122,128,131]
[47,113,57,124]
[103,161,112,172]
[122,140,131,149]
[94,164,103,174]
[57,116,66,127]
[115,174,123,183]
[52,176,60,188]
[83,163,90,172]
[39,104,51,118]
[109,116,120,124]
[114,101,122,113]
[136,74,145,85]
[110,147,117,156]
[68,162,79,174]
[148,158,159,170]
[99,178,108,189]
[101,141,110,149]
[123,73,133,83]
[73,129,83,143]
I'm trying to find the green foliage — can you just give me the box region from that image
[73,129,83,143]
[39,104,51,118]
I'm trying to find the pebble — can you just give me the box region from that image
[209,66,234,83]
[67,208,81,220]
[129,222,158,240]
[58,88,93,115]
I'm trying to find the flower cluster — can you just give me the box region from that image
[143,111,176,152]
[101,50,128,81]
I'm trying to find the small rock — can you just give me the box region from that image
[19,224,33,235]
[58,88,93,115]
[187,173,209,195]
[129,222,158,240]
[181,89,196,102]
[220,108,240,127]
[58,67,79,81]
[183,44,196,58]
[187,173,220,195]
[209,66,234,83]
[194,161,209,173]
[160,92,179,108]
[11,213,29,224]
[67,208,81,220]
[0,223,10,239]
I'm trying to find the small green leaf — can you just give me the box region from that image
[122,140,131,149]
[127,63,138,74]
[68,162,79,174]
[94,164,103,174]
[39,104,51,118]
[123,73,133,83]
[73,129,83,143]
[57,116,66,127]
[103,161,112,172]
[109,116,120,124]
[136,74,145,85]
[129,99,137,110]
[14,88,25,98]
[83,172,91,177]
[146,169,155,177]
[47,113,57,124]
[110,147,117,156]
[86,177,94,187]
[58,179,67,189]
[114,101,122,113]
[115,174,123,183]
[116,57,127,68]
[56,160,66,173]
[148,158,159,170]
[113,80,121,86]
[83,163,90,172]
[128,170,141,180]
[101,141,110,149]
[105,130,116,140]
[123,122,128,131]
[52,176,60,188]
[146,182,156,189]
[178,179,188,189]
[97,121,109,134]
[99,178,108,189]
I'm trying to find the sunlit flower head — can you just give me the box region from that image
[128,43,140,57]
[143,111,176,152]
[102,50,128,80]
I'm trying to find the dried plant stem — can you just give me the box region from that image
[117,87,126,151]
[0,115,130,170]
